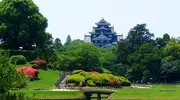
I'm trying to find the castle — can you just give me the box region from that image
[84,18,123,48]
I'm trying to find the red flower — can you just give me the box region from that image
[31,60,47,66]
[17,67,39,79]
[89,71,100,75]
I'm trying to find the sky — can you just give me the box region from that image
[33,0,180,43]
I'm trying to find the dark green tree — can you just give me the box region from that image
[64,35,72,45]
[126,24,154,48]
[156,33,170,48]
[0,0,52,50]
[53,38,62,52]
[127,43,161,81]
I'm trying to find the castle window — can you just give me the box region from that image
[100,40,104,43]
[109,35,112,37]
[93,35,96,38]
[107,40,109,43]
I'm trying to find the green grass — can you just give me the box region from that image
[27,68,60,89]
[12,90,83,99]
[110,84,180,100]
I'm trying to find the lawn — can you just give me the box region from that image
[12,90,83,99]
[109,84,180,100]
[27,68,60,89]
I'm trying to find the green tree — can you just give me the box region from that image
[58,40,101,71]
[53,38,62,52]
[127,43,161,81]
[156,33,170,48]
[126,24,154,48]
[0,0,52,50]
[64,35,72,45]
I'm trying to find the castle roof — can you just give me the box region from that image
[95,18,110,26]
[92,32,111,40]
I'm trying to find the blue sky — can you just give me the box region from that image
[34,0,180,43]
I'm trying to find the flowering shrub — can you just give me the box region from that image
[31,60,47,66]
[89,71,100,75]
[17,67,39,79]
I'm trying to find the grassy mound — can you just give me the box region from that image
[27,68,60,89]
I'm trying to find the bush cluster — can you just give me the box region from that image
[68,70,131,87]
[10,55,27,65]
[67,74,86,85]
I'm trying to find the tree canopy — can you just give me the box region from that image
[0,0,52,50]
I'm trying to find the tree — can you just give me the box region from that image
[156,33,170,48]
[126,24,154,48]
[0,0,52,50]
[58,40,101,71]
[127,43,161,81]
[64,35,72,45]
[53,38,62,52]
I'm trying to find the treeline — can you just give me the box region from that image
[0,0,180,84]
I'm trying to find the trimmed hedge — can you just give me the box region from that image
[1,50,38,61]
[87,80,96,86]
[79,71,90,78]
[10,55,27,65]
[72,70,85,75]
[118,76,131,86]
[67,74,86,85]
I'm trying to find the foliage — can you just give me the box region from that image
[17,66,39,79]
[100,67,112,74]
[0,92,32,100]
[0,0,52,50]
[126,24,154,48]
[58,40,101,71]
[87,80,96,86]
[79,71,90,78]
[118,76,131,86]
[64,35,72,45]
[72,70,85,75]
[31,60,47,66]
[67,74,86,85]
[67,70,130,86]
[0,52,27,93]
[89,71,100,75]
[32,64,39,69]
[53,38,62,52]
[111,63,128,76]
[10,55,27,65]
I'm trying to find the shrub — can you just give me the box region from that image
[72,70,85,75]
[67,74,86,85]
[31,60,47,66]
[101,67,112,74]
[10,55,26,65]
[87,80,96,86]
[32,64,39,69]
[119,76,131,86]
[17,67,39,79]
[79,71,90,78]
[89,71,100,75]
